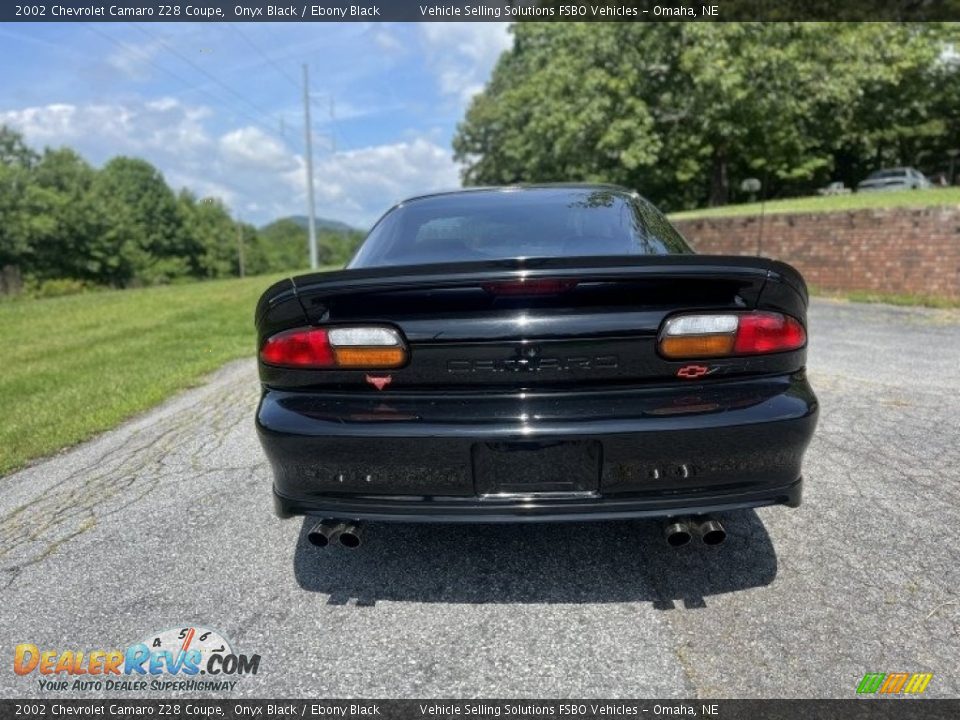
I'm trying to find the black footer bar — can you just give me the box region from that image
[1,700,959,720]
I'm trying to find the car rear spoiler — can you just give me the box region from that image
[255,255,809,334]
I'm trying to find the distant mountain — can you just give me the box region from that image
[268,215,362,234]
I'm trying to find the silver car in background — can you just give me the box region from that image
[857,167,931,192]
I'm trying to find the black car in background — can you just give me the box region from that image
[255,185,818,549]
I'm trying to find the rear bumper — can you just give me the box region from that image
[272,478,802,523]
[258,372,817,523]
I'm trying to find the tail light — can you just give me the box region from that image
[261,326,407,369]
[482,278,578,296]
[659,311,806,359]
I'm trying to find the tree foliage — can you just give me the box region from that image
[0,127,362,293]
[251,218,363,272]
[454,22,960,209]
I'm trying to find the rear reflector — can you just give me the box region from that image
[482,278,578,296]
[261,325,407,369]
[659,312,806,359]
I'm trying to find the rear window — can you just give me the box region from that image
[868,169,907,179]
[348,188,691,268]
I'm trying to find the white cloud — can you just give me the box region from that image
[373,29,405,55]
[3,103,130,144]
[1,99,459,228]
[105,38,165,80]
[1,98,209,155]
[285,138,460,226]
[419,22,511,105]
[219,126,297,172]
[165,170,238,208]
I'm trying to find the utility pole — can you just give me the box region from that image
[236,219,245,278]
[330,96,336,154]
[303,64,319,270]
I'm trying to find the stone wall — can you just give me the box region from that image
[672,206,960,298]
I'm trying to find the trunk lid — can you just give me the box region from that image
[256,256,808,390]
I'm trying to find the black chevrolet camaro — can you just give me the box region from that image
[255,185,818,549]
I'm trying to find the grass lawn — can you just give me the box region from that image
[0,271,332,476]
[669,187,960,220]
[810,288,960,310]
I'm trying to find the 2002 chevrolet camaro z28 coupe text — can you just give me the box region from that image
[255,185,818,549]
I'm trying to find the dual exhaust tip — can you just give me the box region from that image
[307,520,363,549]
[309,516,725,550]
[663,515,726,547]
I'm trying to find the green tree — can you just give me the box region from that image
[0,125,37,169]
[18,148,99,282]
[251,218,313,273]
[454,23,959,210]
[88,157,193,286]
[0,127,37,273]
[321,229,364,267]
[0,123,364,291]
[250,219,364,272]
[177,190,242,279]
[0,164,27,271]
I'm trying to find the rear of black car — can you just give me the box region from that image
[255,186,817,526]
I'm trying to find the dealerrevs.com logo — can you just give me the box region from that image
[14,626,261,693]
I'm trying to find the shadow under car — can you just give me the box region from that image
[292,510,778,607]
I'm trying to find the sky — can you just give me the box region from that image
[0,22,512,228]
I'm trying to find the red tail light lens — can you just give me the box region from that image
[260,326,407,369]
[733,313,806,355]
[659,311,806,359]
[260,328,334,368]
[482,279,578,296]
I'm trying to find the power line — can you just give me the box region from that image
[130,23,292,144]
[226,24,300,91]
[303,64,319,270]
[327,95,350,155]
[88,24,293,148]
[305,88,342,155]
[89,24,208,96]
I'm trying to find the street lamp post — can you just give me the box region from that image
[947,149,959,186]
[741,177,764,256]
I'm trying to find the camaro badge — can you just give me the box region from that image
[365,375,392,390]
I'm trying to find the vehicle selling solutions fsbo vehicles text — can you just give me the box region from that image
[415,5,712,18]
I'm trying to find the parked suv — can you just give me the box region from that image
[857,167,931,192]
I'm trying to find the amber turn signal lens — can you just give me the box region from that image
[658,311,806,360]
[262,325,408,369]
[660,334,736,359]
[333,347,406,368]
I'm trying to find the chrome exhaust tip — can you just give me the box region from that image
[693,516,726,546]
[337,522,364,549]
[663,519,693,547]
[307,520,345,548]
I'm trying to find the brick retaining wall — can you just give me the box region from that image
[671,206,960,298]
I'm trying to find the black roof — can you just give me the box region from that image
[398,183,635,206]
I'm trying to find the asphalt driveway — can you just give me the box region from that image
[1,299,958,698]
